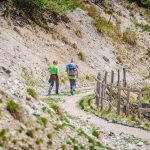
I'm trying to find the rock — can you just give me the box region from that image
[26,95,31,101]
[0,147,4,150]
[103,56,110,63]
[1,66,11,74]
[108,132,114,136]
[128,143,137,150]
[137,142,144,146]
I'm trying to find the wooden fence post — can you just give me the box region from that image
[96,73,101,108]
[126,89,130,116]
[117,69,120,86]
[109,71,114,109]
[103,71,108,98]
[137,91,142,119]
[101,80,104,111]
[117,86,121,115]
[123,68,127,87]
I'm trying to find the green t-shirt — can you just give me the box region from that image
[48,65,59,75]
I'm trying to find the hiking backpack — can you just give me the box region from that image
[67,63,76,76]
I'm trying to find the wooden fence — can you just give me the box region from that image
[95,68,150,118]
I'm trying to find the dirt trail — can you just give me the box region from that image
[58,91,150,142]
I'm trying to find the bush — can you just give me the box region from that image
[122,29,137,46]
[27,88,37,99]
[26,129,35,138]
[75,29,83,38]
[12,0,49,11]
[77,51,85,61]
[38,117,48,127]
[95,17,121,42]
[7,99,24,121]
[139,0,150,8]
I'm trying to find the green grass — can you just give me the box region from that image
[95,17,121,43]
[21,67,37,87]
[35,138,44,144]
[7,99,24,121]
[26,129,35,138]
[79,94,150,131]
[77,51,85,61]
[38,117,48,127]
[75,29,83,38]
[122,28,137,46]
[27,88,37,99]
[0,129,6,137]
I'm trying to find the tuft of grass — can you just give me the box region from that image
[7,99,24,121]
[13,27,21,34]
[36,138,43,145]
[61,36,69,45]
[92,129,100,138]
[47,140,52,145]
[22,67,37,86]
[77,2,97,18]
[122,29,137,46]
[38,117,48,127]
[72,43,77,49]
[77,51,85,61]
[75,29,83,38]
[47,132,53,139]
[95,17,121,42]
[0,129,6,138]
[27,88,37,99]
[26,129,35,138]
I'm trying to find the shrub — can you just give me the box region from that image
[13,27,21,34]
[72,43,77,49]
[27,88,37,99]
[38,117,48,127]
[26,129,35,138]
[61,36,69,45]
[75,29,83,38]
[77,51,85,61]
[95,17,121,42]
[36,138,43,144]
[7,99,24,121]
[92,129,100,138]
[122,29,137,46]
[0,129,6,138]
[139,0,150,8]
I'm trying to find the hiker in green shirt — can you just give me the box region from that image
[48,60,59,95]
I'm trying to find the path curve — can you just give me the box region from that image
[59,92,150,141]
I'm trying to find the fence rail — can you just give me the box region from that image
[95,68,150,118]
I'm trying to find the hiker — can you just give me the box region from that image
[48,60,59,95]
[66,58,78,95]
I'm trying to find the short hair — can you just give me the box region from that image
[53,60,58,65]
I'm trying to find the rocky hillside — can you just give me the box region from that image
[0,0,150,149]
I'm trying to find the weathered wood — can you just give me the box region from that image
[117,69,120,86]
[126,89,130,116]
[137,92,142,119]
[117,86,121,115]
[103,72,108,98]
[96,73,101,108]
[123,68,127,87]
[141,90,150,94]
[101,81,104,111]
[96,78,141,93]
[140,108,150,113]
[111,70,114,84]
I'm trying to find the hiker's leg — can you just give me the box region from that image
[49,78,54,94]
[70,79,74,95]
[55,78,59,94]
[72,79,76,91]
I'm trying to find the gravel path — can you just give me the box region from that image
[59,92,150,142]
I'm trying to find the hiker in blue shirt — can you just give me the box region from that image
[66,59,78,95]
